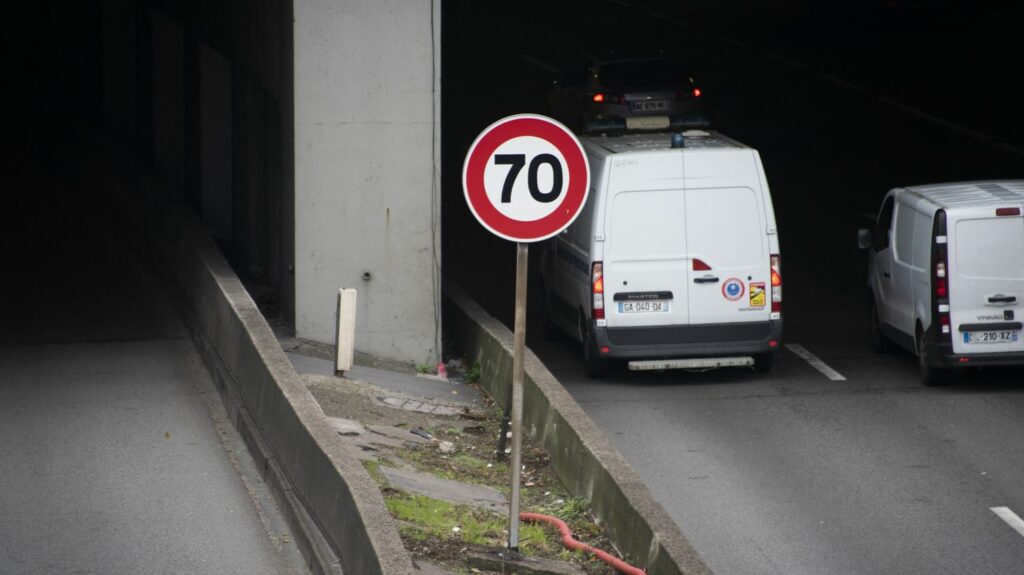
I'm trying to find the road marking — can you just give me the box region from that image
[992,507,1024,539]
[519,54,560,74]
[786,344,847,381]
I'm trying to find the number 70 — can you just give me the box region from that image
[494,154,564,204]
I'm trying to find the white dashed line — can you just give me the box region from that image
[519,54,560,74]
[786,344,847,381]
[992,507,1024,539]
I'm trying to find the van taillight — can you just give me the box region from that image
[692,258,712,271]
[770,254,782,316]
[932,210,951,338]
[996,207,1021,216]
[592,262,605,323]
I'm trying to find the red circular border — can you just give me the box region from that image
[722,278,746,301]
[463,115,589,242]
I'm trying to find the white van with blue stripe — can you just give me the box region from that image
[539,130,783,377]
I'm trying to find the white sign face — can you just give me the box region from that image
[463,114,590,243]
[482,136,569,223]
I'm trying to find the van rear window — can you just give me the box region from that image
[955,217,1024,280]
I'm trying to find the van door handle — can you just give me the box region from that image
[988,295,1017,304]
[694,275,719,284]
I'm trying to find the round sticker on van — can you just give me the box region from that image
[722,278,745,301]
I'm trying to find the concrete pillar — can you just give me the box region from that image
[293,0,442,365]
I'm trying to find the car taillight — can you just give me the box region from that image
[593,93,624,104]
[932,210,951,338]
[770,254,782,317]
[592,262,605,324]
[675,88,702,101]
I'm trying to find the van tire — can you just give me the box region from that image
[581,322,609,379]
[869,300,897,354]
[916,328,947,387]
[753,353,774,373]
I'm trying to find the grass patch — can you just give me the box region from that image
[385,492,553,553]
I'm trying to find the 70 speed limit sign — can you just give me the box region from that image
[463,114,589,242]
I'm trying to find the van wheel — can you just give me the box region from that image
[869,300,896,354]
[753,353,774,373]
[581,322,608,379]
[916,329,947,387]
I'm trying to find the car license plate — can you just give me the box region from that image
[963,330,1019,344]
[619,301,670,313]
[631,100,669,112]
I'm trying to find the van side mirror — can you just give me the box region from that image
[857,228,872,250]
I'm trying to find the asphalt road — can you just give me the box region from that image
[443,1,1024,573]
[0,145,304,574]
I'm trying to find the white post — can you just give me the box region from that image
[335,288,357,375]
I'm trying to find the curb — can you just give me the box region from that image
[444,281,713,575]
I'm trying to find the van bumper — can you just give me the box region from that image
[926,333,1024,368]
[595,320,783,360]
[937,349,1024,368]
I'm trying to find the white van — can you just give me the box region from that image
[858,181,1024,385]
[539,130,783,377]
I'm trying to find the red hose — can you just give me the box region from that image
[520,512,645,575]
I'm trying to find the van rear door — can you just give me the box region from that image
[602,186,690,328]
[684,186,771,325]
[949,207,1024,354]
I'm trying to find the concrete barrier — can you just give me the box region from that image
[91,141,414,575]
[444,282,713,575]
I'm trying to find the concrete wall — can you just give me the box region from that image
[294,0,442,366]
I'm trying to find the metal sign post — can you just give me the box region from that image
[508,242,528,549]
[461,114,589,552]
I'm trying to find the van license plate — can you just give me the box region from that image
[619,301,670,313]
[963,330,1019,344]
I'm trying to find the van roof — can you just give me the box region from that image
[904,180,1024,209]
[583,130,749,154]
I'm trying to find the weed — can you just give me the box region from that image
[464,362,481,384]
